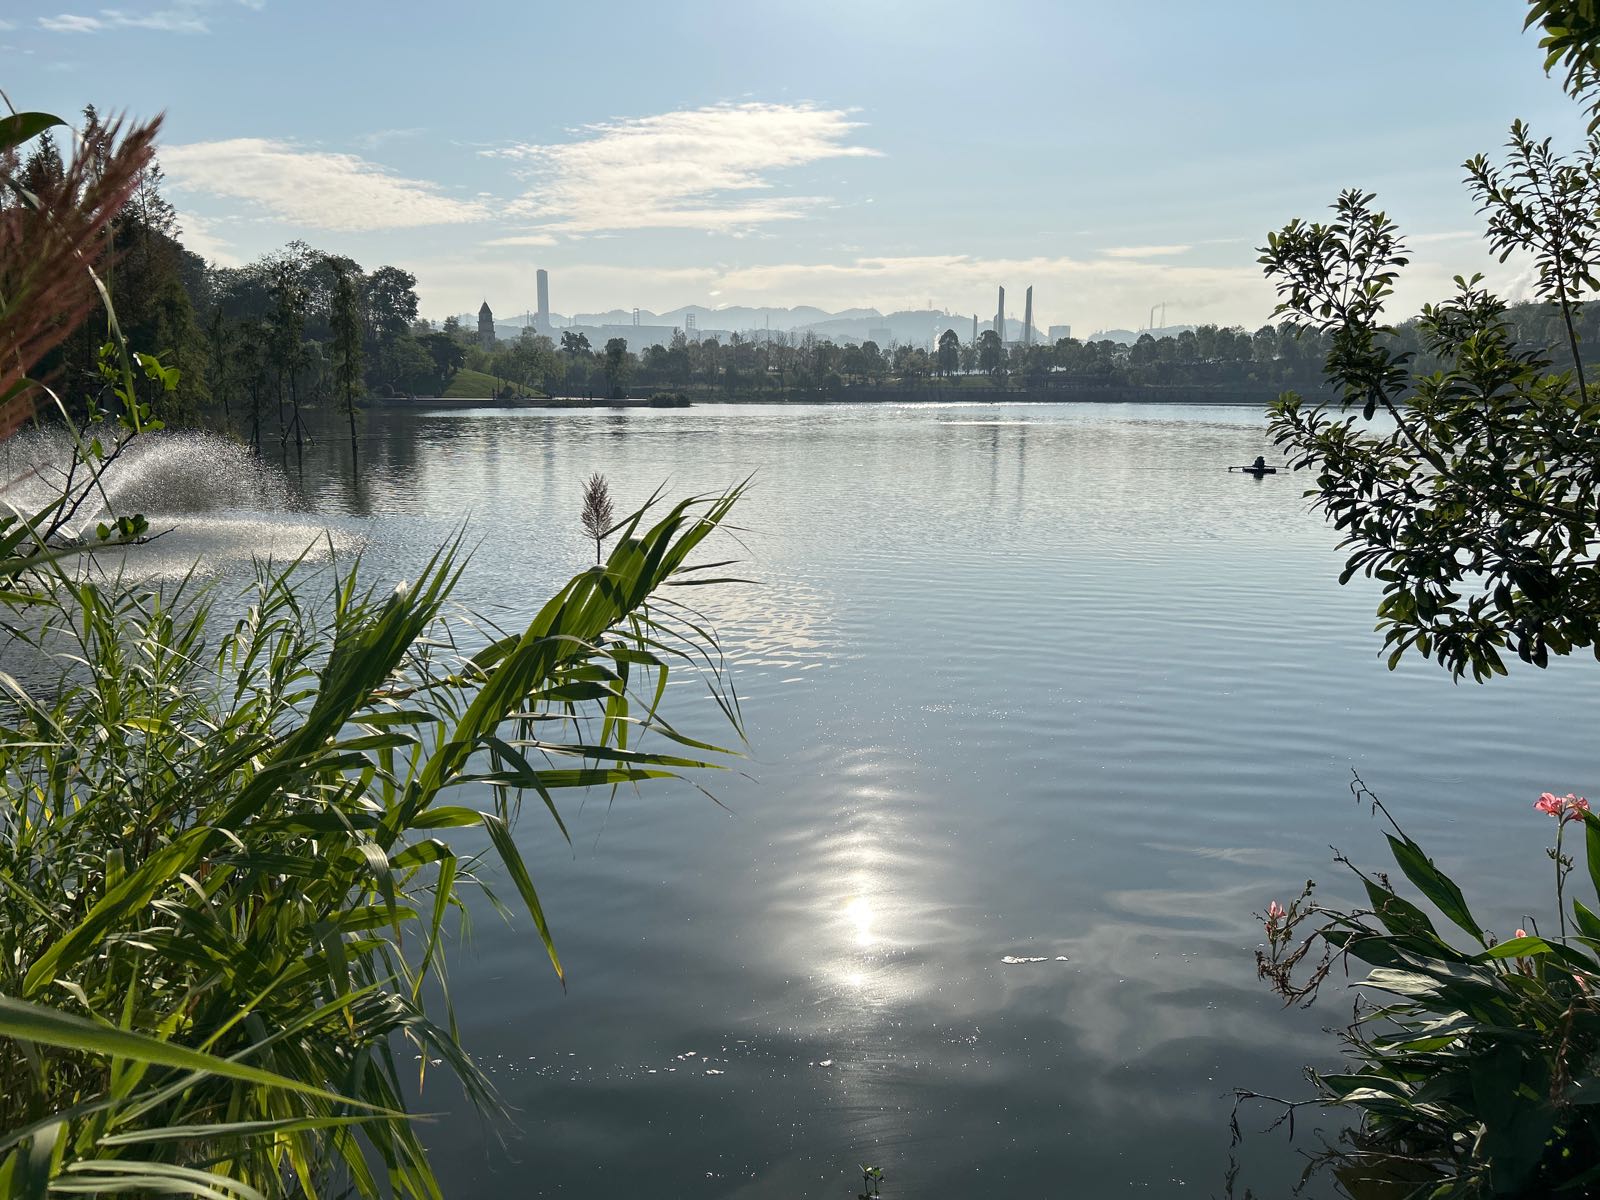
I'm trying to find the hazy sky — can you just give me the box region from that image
[4,1,1588,331]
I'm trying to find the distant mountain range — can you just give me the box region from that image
[464,306,1209,349]
[469,305,1040,348]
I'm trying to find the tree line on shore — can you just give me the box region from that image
[16,106,1596,431]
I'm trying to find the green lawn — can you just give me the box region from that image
[441,369,538,399]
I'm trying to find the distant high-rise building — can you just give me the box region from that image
[478,301,495,351]
[1047,324,1073,342]
[1022,286,1034,346]
[535,269,550,331]
[971,314,978,345]
[995,286,1006,344]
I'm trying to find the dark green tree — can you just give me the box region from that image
[330,262,364,463]
[936,328,960,378]
[602,336,630,397]
[977,328,1004,379]
[1260,8,1600,683]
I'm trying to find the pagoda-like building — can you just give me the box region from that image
[478,301,495,351]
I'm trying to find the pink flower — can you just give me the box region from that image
[1265,900,1286,937]
[1535,792,1592,821]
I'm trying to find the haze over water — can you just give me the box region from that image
[127,402,1599,1196]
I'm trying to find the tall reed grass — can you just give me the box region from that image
[0,102,750,1198]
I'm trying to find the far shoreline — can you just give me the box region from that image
[371,385,1290,411]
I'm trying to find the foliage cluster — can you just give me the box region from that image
[1249,5,1600,1197]
[1253,781,1600,1197]
[0,103,749,1198]
[1260,138,1600,681]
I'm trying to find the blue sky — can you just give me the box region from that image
[3,0,1587,331]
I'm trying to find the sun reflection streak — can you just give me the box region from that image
[843,895,875,948]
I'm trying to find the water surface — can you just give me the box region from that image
[118,403,1600,1196]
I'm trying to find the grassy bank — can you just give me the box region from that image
[441,368,541,399]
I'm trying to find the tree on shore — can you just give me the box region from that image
[977,328,1004,379]
[330,261,363,464]
[936,328,960,378]
[603,336,630,397]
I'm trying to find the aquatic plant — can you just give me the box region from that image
[1245,776,1600,1197]
[0,106,168,575]
[0,100,751,1198]
[581,470,615,565]
[0,484,746,1197]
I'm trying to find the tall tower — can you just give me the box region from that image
[995,286,1006,345]
[1023,286,1034,347]
[535,269,550,332]
[478,301,495,351]
[971,313,978,345]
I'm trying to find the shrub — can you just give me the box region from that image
[0,486,747,1196]
[1250,777,1600,1197]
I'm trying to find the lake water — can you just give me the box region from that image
[115,402,1600,1196]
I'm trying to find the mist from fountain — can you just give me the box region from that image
[0,429,294,521]
[0,429,361,579]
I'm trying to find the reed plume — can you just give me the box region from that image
[0,109,159,421]
[581,471,614,564]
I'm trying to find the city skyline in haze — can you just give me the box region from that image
[4,0,1586,331]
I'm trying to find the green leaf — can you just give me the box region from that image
[1386,833,1484,942]
[481,812,562,984]
[0,112,65,154]
[0,994,387,1112]
[1482,935,1557,959]
[1581,810,1600,904]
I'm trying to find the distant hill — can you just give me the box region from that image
[458,305,1040,349]
[1084,325,1197,346]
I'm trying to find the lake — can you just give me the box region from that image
[112,401,1600,1196]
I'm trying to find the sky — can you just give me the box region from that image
[3,0,1589,332]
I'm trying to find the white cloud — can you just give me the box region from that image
[489,102,880,235]
[163,138,491,232]
[483,233,559,247]
[354,126,426,150]
[1102,244,1192,259]
[173,210,241,267]
[38,1,258,33]
[0,19,17,31]
[39,13,105,31]
[102,6,209,32]
[1407,230,1482,245]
